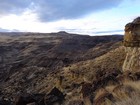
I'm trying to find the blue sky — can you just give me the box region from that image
[0,0,139,35]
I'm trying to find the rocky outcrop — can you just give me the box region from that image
[123,17,140,47]
[13,93,45,105]
[44,87,65,105]
[123,17,140,72]
[11,87,65,105]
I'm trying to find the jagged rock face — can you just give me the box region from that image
[123,47,140,72]
[124,17,140,47]
[123,17,140,72]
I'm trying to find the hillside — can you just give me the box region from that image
[0,32,137,105]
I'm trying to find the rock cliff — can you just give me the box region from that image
[123,17,140,72]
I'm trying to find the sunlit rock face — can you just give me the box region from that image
[123,17,140,72]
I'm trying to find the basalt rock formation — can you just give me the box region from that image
[123,17,140,72]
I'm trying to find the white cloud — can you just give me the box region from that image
[0,10,126,35]
[0,0,139,35]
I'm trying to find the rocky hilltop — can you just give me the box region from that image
[123,17,140,72]
[0,18,140,105]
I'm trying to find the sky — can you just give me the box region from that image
[0,0,139,35]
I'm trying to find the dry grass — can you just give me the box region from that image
[123,81,140,91]
[105,85,116,93]
[112,85,136,100]
[113,93,140,105]
[93,81,140,105]
[94,88,108,100]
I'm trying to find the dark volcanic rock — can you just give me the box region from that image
[44,87,65,105]
[13,93,46,105]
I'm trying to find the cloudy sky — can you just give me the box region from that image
[0,0,139,35]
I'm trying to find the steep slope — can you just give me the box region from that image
[0,32,126,105]
[0,32,123,83]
